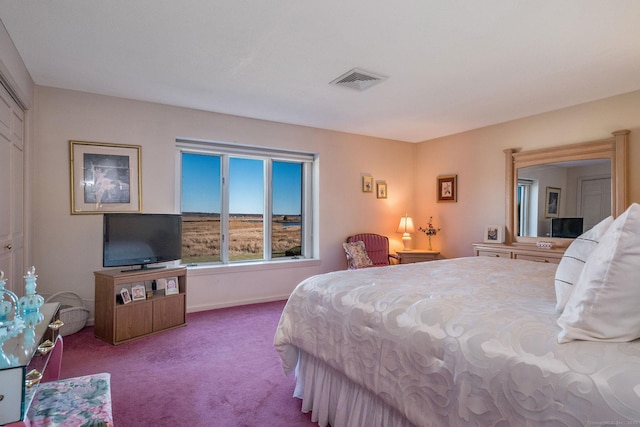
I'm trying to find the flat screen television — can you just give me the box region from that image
[551,217,584,238]
[103,213,182,270]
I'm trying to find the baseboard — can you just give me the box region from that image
[186,294,291,313]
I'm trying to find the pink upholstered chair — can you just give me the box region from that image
[345,233,399,269]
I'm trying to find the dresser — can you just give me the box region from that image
[0,303,60,425]
[396,250,440,264]
[472,243,565,264]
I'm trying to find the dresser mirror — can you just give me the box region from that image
[505,130,628,246]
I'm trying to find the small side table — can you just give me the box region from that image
[396,250,440,264]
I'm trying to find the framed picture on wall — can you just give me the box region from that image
[376,181,387,199]
[437,175,457,202]
[545,187,561,218]
[362,175,374,193]
[69,140,142,214]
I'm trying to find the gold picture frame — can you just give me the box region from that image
[69,140,142,214]
[376,181,387,199]
[437,174,457,202]
[362,175,374,193]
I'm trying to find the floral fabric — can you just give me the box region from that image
[342,241,373,268]
[28,373,113,427]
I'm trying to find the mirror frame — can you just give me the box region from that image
[505,130,629,246]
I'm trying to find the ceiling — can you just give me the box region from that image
[1,1,640,143]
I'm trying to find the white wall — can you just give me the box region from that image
[31,86,416,316]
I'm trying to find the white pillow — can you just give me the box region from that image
[554,215,613,313]
[557,203,640,343]
[343,241,373,268]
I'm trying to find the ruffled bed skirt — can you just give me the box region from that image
[294,350,416,427]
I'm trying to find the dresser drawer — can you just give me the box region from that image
[476,249,510,258]
[513,253,561,264]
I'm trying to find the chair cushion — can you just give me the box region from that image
[343,241,373,268]
[28,372,113,427]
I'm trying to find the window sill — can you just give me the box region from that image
[183,258,321,276]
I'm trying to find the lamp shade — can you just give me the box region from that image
[396,215,415,233]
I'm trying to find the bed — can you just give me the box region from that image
[273,256,640,426]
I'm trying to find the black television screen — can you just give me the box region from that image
[551,217,584,238]
[103,213,182,269]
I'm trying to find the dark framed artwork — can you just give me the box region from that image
[437,175,457,202]
[70,140,142,214]
[545,187,561,218]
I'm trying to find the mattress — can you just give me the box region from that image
[274,257,640,426]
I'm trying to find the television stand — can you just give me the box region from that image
[94,266,187,345]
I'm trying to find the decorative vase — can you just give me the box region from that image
[19,266,44,314]
[428,235,432,251]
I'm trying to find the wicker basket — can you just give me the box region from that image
[45,291,90,336]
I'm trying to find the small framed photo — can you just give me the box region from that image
[120,288,132,305]
[362,175,374,193]
[545,187,561,218]
[165,277,179,295]
[437,175,457,202]
[376,181,387,199]
[131,284,146,301]
[484,225,504,243]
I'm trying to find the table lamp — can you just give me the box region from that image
[396,214,415,250]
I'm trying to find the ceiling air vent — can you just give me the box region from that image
[329,68,388,91]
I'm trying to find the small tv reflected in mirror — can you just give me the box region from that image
[550,217,584,238]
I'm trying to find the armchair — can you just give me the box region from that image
[344,233,399,269]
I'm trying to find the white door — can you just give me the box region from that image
[579,177,611,232]
[0,83,24,295]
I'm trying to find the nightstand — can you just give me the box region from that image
[396,250,440,264]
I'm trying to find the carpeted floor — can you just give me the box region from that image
[60,300,317,426]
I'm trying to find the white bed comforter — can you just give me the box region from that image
[274,257,640,426]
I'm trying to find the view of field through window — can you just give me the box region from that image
[181,152,303,263]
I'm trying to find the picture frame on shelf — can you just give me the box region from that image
[120,288,131,305]
[165,277,179,295]
[483,225,504,243]
[437,174,457,202]
[131,284,146,301]
[545,187,561,218]
[376,181,387,199]
[69,140,142,214]
[362,175,374,193]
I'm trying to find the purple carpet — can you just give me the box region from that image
[60,300,317,426]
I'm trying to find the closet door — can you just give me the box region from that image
[0,83,24,294]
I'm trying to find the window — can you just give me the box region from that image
[517,179,533,236]
[177,140,315,265]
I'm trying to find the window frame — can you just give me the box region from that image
[176,139,317,266]
[517,178,533,237]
